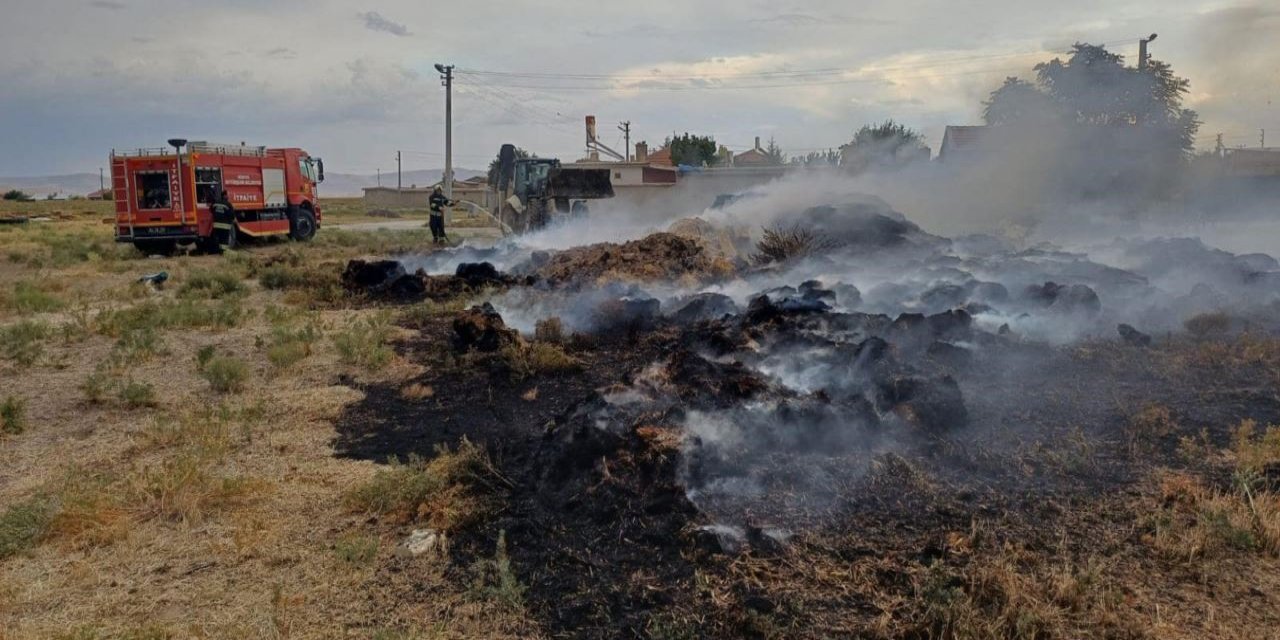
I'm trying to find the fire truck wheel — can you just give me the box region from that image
[133,240,177,257]
[290,208,317,242]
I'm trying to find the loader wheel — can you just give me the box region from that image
[290,208,316,242]
[133,239,177,257]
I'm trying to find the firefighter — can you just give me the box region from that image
[210,189,237,248]
[428,186,455,244]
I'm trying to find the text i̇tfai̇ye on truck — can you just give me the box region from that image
[110,138,324,254]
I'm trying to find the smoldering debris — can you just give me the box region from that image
[345,186,1280,534]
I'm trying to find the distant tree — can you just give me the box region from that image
[762,136,786,166]
[664,133,719,167]
[842,120,926,171]
[982,77,1056,126]
[792,149,840,166]
[2,190,32,202]
[487,147,532,186]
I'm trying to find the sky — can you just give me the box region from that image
[0,0,1277,175]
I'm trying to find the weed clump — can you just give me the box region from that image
[334,316,394,370]
[1,319,52,366]
[500,342,580,381]
[345,438,504,531]
[469,530,526,612]
[1,395,26,434]
[335,534,379,565]
[0,496,55,559]
[7,280,64,314]
[179,271,246,300]
[751,224,840,266]
[263,323,322,369]
[200,356,250,393]
[118,380,157,408]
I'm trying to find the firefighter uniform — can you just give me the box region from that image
[428,189,453,244]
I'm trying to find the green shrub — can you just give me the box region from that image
[469,530,525,612]
[264,323,322,369]
[8,281,64,314]
[195,345,217,371]
[81,371,112,404]
[1,396,26,435]
[0,496,54,559]
[114,327,165,363]
[179,271,246,300]
[118,380,157,408]
[333,316,394,370]
[0,319,52,366]
[200,356,249,393]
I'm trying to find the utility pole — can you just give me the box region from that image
[377,168,381,187]
[396,151,402,191]
[435,63,455,198]
[1262,129,1267,149]
[618,121,631,161]
[98,167,104,192]
[1138,33,1157,71]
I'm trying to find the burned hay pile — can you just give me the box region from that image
[534,232,737,288]
[333,190,1280,638]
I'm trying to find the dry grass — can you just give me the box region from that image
[750,224,840,266]
[533,317,565,343]
[499,341,580,381]
[1183,311,1231,339]
[401,382,435,400]
[1127,403,1176,455]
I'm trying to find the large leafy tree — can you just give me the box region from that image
[664,133,719,167]
[842,120,926,171]
[980,43,1200,201]
[983,43,1199,154]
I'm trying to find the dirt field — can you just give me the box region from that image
[2,197,1280,639]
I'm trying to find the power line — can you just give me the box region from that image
[452,38,1143,91]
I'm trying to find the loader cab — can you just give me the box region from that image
[513,158,559,200]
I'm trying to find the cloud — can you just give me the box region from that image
[89,0,126,9]
[358,11,411,37]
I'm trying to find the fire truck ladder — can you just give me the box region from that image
[110,155,132,238]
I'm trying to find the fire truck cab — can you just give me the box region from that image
[111,139,324,254]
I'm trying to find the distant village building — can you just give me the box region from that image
[732,137,771,167]
[362,176,491,210]
[938,125,993,162]
[86,188,112,200]
[1223,148,1280,178]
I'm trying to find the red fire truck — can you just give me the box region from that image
[111,139,324,254]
